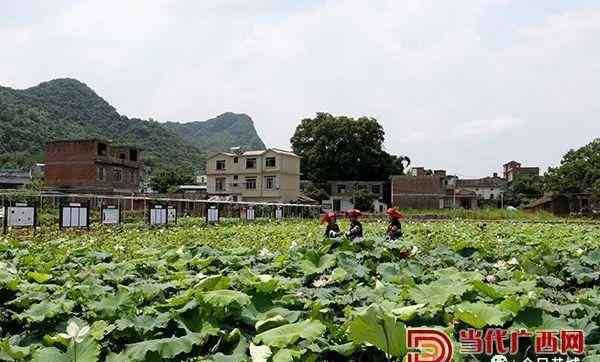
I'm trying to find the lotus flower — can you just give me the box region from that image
[58,321,90,343]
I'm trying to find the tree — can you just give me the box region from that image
[353,188,377,212]
[303,183,330,202]
[545,138,600,194]
[149,168,194,194]
[290,113,406,181]
[502,175,545,206]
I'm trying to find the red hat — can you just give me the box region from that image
[346,209,362,218]
[386,208,405,220]
[320,212,337,224]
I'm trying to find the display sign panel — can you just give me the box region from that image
[207,206,219,223]
[102,206,120,225]
[275,207,283,219]
[150,205,167,225]
[7,206,35,226]
[246,207,255,220]
[61,203,89,229]
[167,207,177,223]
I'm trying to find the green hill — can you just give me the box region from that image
[164,112,265,152]
[0,78,265,172]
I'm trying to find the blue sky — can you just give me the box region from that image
[2,0,599,177]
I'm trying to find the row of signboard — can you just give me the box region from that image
[2,202,286,233]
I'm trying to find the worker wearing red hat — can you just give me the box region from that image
[345,209,363,240]
[386,208,405,240]
[321,212,341,238]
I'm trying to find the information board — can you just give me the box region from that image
[207,206,219,223]
[102,206,120,225]
[3,202,37,234]
[8,204,36,227]
[246,207,255,220]
[167,207,177,223]
[60,203,89,229]
[275,207,283,220]
[150,205,167,225]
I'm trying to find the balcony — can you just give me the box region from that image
[95,156,141,169]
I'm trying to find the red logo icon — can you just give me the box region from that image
[407,328,454,362]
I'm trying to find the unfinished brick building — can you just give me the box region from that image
[45,139,142,194]
[390,168,447,209]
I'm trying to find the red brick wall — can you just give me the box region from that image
[45,141,99,162]
[45,163,100,188]
[391,175,443,194]
[44,141,141,192]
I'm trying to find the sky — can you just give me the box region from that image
[2,0,600,178]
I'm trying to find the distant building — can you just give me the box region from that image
[320,180,389,213]
[196,174,207,186]
[0,170,31,189]
[455,173,507,204]
[175,185,207,194]
[524,192,597,216]
[44,139,142,194]
[503,161,540,182]
[391,168,448,209]
[206,148,300,203]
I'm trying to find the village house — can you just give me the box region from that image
[318,180,390,213]
[524,192,598,216]
[390,168,449,209]
[454,173,507,207]
[391,168,507,210]
[503,161,540,182]
[44,139,143,194]
[206,148,301,203]
[0,169,32,189]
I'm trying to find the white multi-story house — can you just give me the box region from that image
[319,180,389,213]
[206,148,301,202]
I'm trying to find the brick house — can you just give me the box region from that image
[44,139,142,194]
[391,168,448,209]
[503,161,540,182]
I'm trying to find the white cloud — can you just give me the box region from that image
[450,116,524,139]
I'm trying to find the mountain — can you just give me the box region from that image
[164,113,265,152]
[0,78,265,172]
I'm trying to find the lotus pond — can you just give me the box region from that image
[1,219,599,361]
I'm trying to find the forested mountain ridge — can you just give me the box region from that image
[164,112,265,152]
[0,78,265,171]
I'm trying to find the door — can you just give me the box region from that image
[333,199,341,212]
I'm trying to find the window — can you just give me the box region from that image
[97,143,107,156]
[215,178,225,191]
[113,168,122,182]
[216,160,226,170]
[130,149,138,162]
[246,177,257,190]
[265,157,276,168]
[119,153,126,160]
[490,194,495,200]
[337,184,346,193]
[233,175,238,180]
[246,158,256,169]
[371,184,381,194]
[265,176,276,190]
[233,157,238,163]
[97,167,105,181]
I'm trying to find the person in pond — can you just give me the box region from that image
[321,212,342,238]
[386,208,405,240]
[345,209,363,240]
